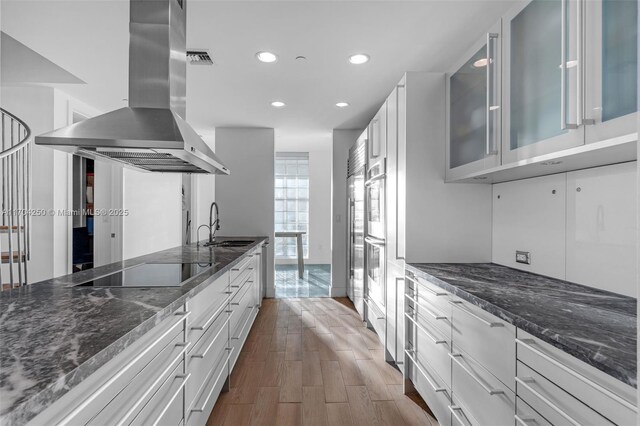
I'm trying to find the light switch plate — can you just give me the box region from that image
[516,250,531,265]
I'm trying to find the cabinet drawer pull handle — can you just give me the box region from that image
[449,353,504,395]
[58,311,190,424]
[231,302,240,306]
[117,342,190,425]
[191,348,235,414]
[404,311,447,345]
[405,274,447,296]
[191,298,230,331]
[405,349,447,393]
[146,373,191,426]
[231,285,240,289]
[515,339,637,411]
[515,414,538,426]
[515,377,580,426]
[449,301,503,327]
[191,316,231,359]
[405,294,447,320]
[223,291,233,295]
[231,306,255,340]
[448,405,471,426]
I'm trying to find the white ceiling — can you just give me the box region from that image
[1,0,516,143]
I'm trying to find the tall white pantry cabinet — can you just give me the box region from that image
[382,72,493,370]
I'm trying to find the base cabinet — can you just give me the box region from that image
[404,268,638,426]
[28,245,264,426]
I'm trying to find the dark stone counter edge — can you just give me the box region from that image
[6,238,267,424]
[405,263,636,389]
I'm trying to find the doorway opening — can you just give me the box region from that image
[72,156,94,272]
[274,151,331,298]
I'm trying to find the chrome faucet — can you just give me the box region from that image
[197,202,220,247]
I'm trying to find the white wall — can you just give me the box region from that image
[215,128,275,296]
[275,134,332,265]
[331,129,362,297]
[0,86,74,282]
[493,162,638,297]
[122,169,182,260]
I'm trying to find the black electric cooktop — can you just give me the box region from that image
[75,262,216,288]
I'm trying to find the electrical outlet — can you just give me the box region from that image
[516,251,531,265]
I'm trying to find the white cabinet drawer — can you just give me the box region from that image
[229,254,255,284]
[449,396,479,426]
[230,306,257,370]
[187,344,234,426]
[364,295,386,343]
[516,330,637,425]
[516,397,552,426]
[405,348,452,426]
[187,273,230,347]
[89,331,187,425]
[186,306,230,412]
[229,279,255,336]
[516,361,615,426]
[404,289,451,340]
[406,271,451,319]
[450,298,515,390]
[451,347,516,426]
[405,307,451,389]
[130,361,188,426]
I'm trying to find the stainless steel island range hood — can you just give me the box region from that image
[36,0,229,175]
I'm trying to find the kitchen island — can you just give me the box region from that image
[0,237,268,425]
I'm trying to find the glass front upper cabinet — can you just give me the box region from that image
[584,0,638,144]
[446,21,502,181]
[502,0,585,164]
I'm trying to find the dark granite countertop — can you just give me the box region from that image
[0,237,267,425]
[405,263,637,388]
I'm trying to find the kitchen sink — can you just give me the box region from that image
[207,240,254,248]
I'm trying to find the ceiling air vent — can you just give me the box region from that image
[187,50,213,65]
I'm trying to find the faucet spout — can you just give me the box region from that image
[196,224,211,248]
[203,202,220,246]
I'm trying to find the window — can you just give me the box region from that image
[275,153,309,258]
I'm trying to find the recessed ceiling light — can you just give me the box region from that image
[256,51,278,63]
[472,58,493,68]
[271,101,286,108]
[348,54,370,65]
[336,102,350,108]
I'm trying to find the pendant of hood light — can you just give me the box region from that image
[271,101,286,108]
[256,51,278,63]
[336,102,350,108]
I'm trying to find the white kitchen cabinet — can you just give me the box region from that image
[405,268,638,426]
[373,72,491,373]
[27,310,191,426]
[516,329,637,425]
[502,0,585,164]
[584,0,638,145]
[516,362,615,425]
[28,245,265,426]
[405,345,452,426]
[448,0,637,183]
[446,20,502,181]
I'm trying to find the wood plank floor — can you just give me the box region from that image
[208,297,438,426]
